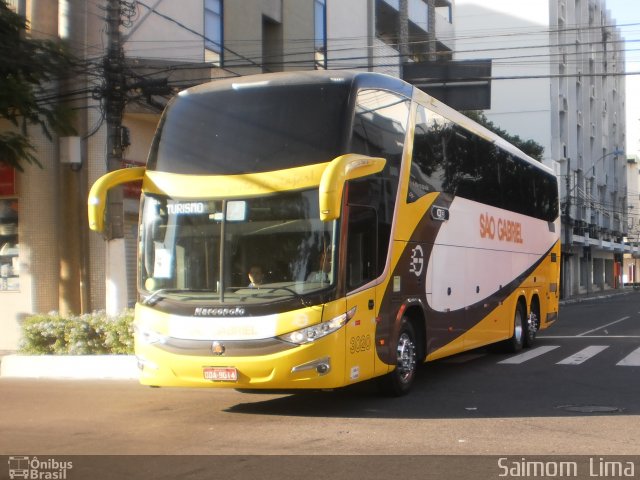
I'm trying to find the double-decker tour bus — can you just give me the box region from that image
[88,71,560,395]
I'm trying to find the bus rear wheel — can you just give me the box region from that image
[378,318,418,396]
[524,303,539,348]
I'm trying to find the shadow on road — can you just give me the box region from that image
[225,340,640,420]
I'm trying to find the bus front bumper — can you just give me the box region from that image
[135,334,346,390]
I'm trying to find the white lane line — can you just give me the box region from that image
[542,336,640,339]
[498,345,560,364]
[617,346,640,366]
[576,316,630,336]
[556,345,609,365]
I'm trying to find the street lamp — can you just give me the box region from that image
[562,149,626,220]
[563,149,624,200]
[587,148,625,177]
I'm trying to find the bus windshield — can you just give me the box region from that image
[139,189,337,304]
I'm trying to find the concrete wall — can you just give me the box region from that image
[124,0,205,62]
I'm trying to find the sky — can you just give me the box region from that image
[606,0,640,157]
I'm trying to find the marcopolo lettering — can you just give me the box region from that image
[194,307,246,317]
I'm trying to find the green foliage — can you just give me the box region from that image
[0,0,78,171]
[463,110,545,161]
[20,310,135,355]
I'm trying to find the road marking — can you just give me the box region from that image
[498,345,560,364]
[541,335,640,339]
[556,345,609,365]
[577,316,630,336]
[617,346,640,366]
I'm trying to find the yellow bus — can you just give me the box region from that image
[88,71,560,395]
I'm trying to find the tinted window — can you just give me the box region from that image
[409,105,558,222]
[348,89,410,277]
[148,83,351,174]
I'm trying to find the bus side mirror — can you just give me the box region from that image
[88,167,146,232]
[319,154,386,222]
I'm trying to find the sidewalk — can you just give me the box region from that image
[1,288,635,380]
[0,353,138,380]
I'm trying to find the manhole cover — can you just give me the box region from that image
[557,404,621,413]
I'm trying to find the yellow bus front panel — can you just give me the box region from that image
[133,299,381,390]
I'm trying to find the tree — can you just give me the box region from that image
[464,110,545,161]
[0,1,76,172]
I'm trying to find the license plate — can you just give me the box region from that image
[203,367,238,382]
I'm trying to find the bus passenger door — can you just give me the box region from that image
[344,205,378,384]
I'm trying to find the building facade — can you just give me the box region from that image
[1,0,326,350]
[454,0,631,298]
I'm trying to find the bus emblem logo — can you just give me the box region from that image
[409,245,424,277]
[212,341,226,355]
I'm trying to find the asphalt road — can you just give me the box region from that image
[1,292,639,466]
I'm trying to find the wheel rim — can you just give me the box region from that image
[514,309,523,343]
[396,332,416,384]
[527,311,539,340]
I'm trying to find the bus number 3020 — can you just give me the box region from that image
[350,335,372,354]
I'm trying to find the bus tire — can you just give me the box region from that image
[523,302,539,348]
[504,302,525,353]
[378,318,418,396]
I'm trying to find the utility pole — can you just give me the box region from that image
[563,157,572,299]
[103,0,128,315]
[59,0,89,317]
[564,157,571,221]
[105,0,126,240]
[426,0,436,61]
[399,0,409,63]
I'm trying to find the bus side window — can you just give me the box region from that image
[347,205,378,291]
[408,105,448,203]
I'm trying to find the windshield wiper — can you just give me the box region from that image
[263,286,312,308]
[141,288,188,306]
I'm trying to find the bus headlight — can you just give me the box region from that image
[278,307,356,345]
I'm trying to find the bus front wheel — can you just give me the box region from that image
[378,318,418,396]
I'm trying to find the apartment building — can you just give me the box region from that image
[1,0,458,349]
[454,0,629,298]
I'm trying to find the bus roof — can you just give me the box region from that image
[180,70,414,99]
[166,70,552,178]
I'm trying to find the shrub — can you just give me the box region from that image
[20,309,134,355]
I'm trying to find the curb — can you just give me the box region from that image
[559,289,634,306]
[0,354,139,380]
